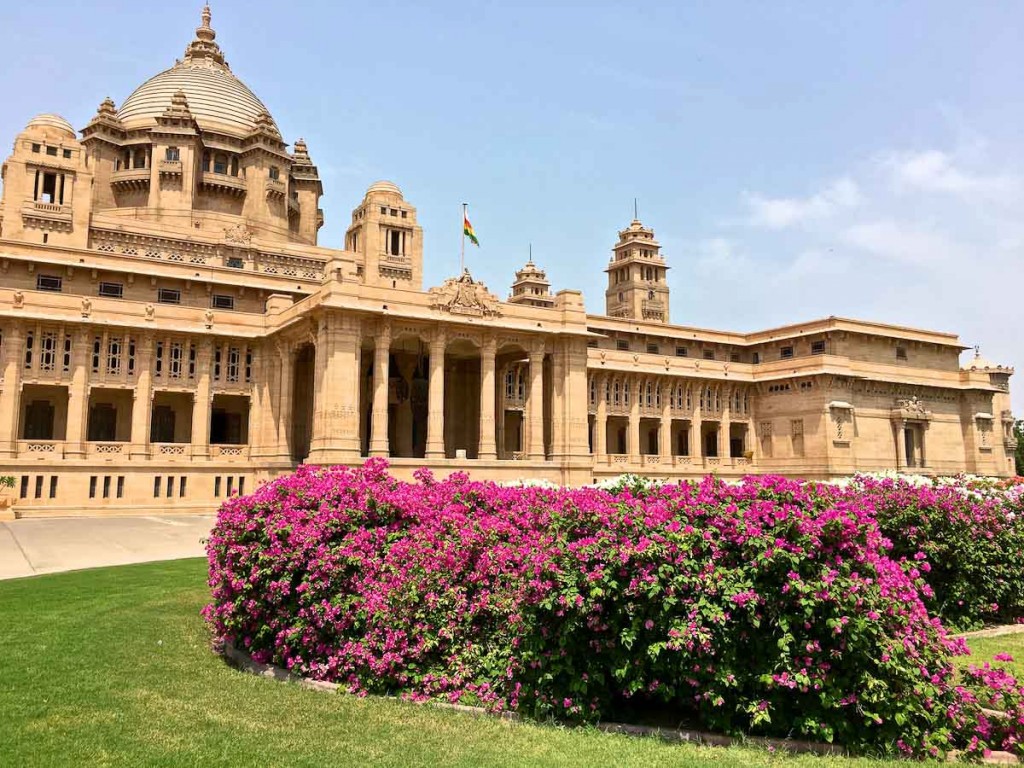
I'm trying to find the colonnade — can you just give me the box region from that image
[588,371,754,465]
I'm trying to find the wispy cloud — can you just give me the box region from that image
[882,149,1020,199]
[742,177,861,229]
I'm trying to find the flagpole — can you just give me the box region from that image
[461,202,467,274]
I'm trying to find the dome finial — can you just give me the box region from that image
[197,4,215,40]
[184,3,224,65]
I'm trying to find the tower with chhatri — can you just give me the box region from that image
[604,213,670,322]
[507,251,554,308]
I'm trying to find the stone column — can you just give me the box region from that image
[129,333,154,459]
[527,346,545,460]
[308,313,362,463]
[691,388,702,460]
[594,373,607,463]
[274,341,293,460]
[0,325,24,458]
[368,322,391,457]
[720,388,731,461]
[478,335,497,460]
[496,364,507,459]
[425,329,446,459]
[246,343,263,455]
[660,380,672,459]
[895,418,907,470]
[191,338,213,459]
[64,327,91,458]
[628,375,640,464]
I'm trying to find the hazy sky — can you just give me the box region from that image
[1,1,1021,411]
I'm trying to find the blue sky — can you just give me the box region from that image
[2,1,1022,410]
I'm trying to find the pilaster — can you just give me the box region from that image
[307,312,362,463]
[0,325,24,458]
[594,372,607,462]
[628,374,640,464]
[527,346,545,460]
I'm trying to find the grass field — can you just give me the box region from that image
[0,559,1015,767]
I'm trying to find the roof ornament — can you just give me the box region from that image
[292,138,311,163]
[183,3,227,68]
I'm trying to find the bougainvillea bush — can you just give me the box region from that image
[204,462,1024,758]
[846,475,1024,631]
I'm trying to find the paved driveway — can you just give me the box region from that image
[0,515,215,580]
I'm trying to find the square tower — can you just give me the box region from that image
[604,218,670,322]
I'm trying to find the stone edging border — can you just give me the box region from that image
[220,642,1019,764]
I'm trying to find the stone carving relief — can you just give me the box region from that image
[895,396,927,417]
[428,271,501,318]
[223,223,253,246]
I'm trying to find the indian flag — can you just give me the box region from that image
[464,213,479,246]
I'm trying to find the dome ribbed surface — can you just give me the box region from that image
[26,113,76,136]
[117,62,276,137]
[367,180,403,196]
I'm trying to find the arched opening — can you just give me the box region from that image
[389,334,429,458]
[444,338,481,459]
[290,343,314,462]
[496,343,528,458]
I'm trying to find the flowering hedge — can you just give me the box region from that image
[849,476,1024,630]
[205,462,1024,758]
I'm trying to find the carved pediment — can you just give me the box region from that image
[892,395,931,420]
[428,270,501,318]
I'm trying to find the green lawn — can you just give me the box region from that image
[958,631,1024,680]
[1,558,999,767]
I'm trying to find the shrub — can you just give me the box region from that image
[848,476,1024,631]
[204,462,1022,758]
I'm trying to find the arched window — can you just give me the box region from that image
[202,152,211,172]
[505,368,515,399]
[230,156,239,176]
[213,154,228,174]
[612,381,621,406]
[133,147,147,169]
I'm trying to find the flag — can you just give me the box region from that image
[463,213,479,246]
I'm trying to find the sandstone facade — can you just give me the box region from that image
[0,8,1015,516]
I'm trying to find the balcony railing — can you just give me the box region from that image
[211,445,248,460]
[111,167,151,188]
[21,200,73,227]
[18,440,64,458]
[152,442,191,459]
[87,442,127,457]
[199,172,247,196]
[159,160,183,175]
[265,178,286,198]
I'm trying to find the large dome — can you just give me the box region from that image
[116,6,277,138]
[118,63,275,137]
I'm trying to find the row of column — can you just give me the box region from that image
[0,326,218,459]
[591,373,747,462]
[361,327,547,461]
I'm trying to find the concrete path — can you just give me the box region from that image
[0,514,214,580]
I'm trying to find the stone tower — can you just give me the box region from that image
[507,254,554,308]
[604,217,669,322]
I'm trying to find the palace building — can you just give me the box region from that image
[0,8,1015,516]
